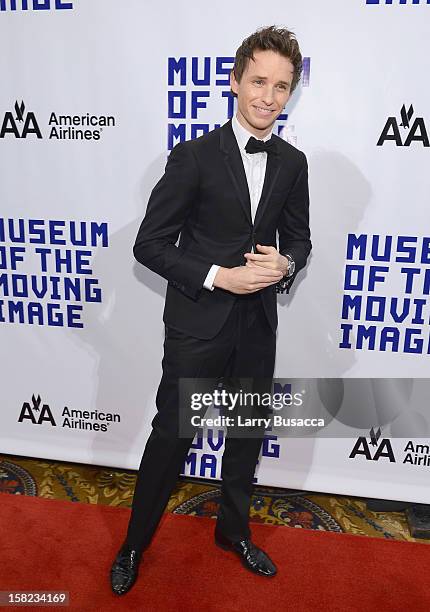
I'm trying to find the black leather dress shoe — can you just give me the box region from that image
[214,530,277,577]
[110,543,142,595]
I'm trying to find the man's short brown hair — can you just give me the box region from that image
[233,25,303,93]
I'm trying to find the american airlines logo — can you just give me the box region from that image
[1,99,116,141]
[349,428,396,462]
[377,104,429,147]
[1,100,42,139]
[0,0,73,11]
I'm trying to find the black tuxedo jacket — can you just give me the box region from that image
[133,118,312,340]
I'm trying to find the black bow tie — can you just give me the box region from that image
[245,135,277,155]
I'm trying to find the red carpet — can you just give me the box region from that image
[1,492,429,611]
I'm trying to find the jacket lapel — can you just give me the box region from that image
[219,119,282,229]
[253,147,281,229]
[220,119,252,226]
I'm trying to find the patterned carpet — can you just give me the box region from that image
[1,453,428,543]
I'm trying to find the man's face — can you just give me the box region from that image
[230,49,294,138]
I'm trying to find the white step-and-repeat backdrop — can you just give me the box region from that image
[1,0,429,503]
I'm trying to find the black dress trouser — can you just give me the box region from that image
[125,291,276,553]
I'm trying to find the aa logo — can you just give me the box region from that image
[18,393,56,426]
[349,427,396,462]
[0,100,42,139]
[377,104,429,147]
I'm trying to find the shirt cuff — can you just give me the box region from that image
[203,264,220,291]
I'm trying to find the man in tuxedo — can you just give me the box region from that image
[110,25,311,595]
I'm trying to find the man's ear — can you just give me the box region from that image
[230,69,238,96]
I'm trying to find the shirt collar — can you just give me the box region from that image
[232,113,274,153]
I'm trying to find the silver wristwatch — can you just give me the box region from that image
[284,253,295,278]
[276,253,295,293]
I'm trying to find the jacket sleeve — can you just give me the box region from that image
[276,151,312,294]
[133,142,213,301]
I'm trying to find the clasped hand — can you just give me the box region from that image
[214,244,289,295]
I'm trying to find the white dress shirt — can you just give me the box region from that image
[203,113,274,291]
